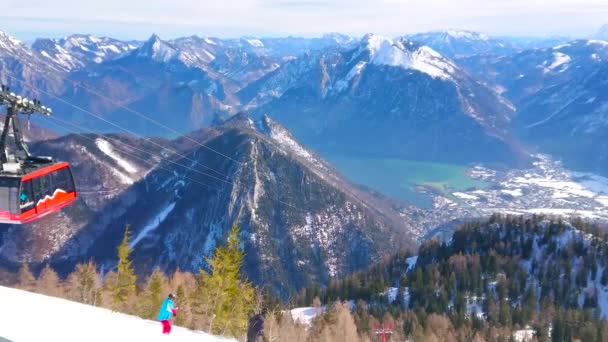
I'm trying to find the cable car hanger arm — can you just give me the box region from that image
[0,84,53,168]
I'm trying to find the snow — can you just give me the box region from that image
[345,61,367,81]
[246,39,264,47]
[510,176,597,198]
[595,196,608,207]
[202,49,215,61]
[466,297,485,320]
[445,29,489,40]
[501,189,523,197]
[362,34,454,80]
[406,255,418,271]
[130,202,176,248]
[513,327,536,342]
[553,43,571,49]
[268,123,313,161]
[453,192,478,200]
[573,172,608,194]
[95,138,138,174]
[290,307,324,326]
[546,52,571,72]
[0,286,233,342]
[385,287,399,303]
[100,44,120,53]
[204,37,217,45]
[523,208,600,219]
[587,39,608,46]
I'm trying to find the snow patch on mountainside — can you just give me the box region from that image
[453,192,478,200]
[96,138,138,174]
[246,39,264,47]
[290,307,324,326]
[513,327,536,342]
[79,145,134,185]
[587,39,608,47]
[130,202,176,247]
[346,61,367,81]
[545,52,571,72]
[0,286,233,342]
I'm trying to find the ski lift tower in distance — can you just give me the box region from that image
[373,322,393,342]
[0,85,77,224]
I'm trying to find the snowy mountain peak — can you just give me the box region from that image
[0,30,23,46]
[244,38,264,48]
[360,33,392,53]
[356,34,455,79]
[0,31,28,54]
[137,34,179,62]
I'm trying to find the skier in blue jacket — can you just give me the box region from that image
[157,293,179,334]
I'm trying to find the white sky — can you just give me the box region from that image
[1,0,607,40]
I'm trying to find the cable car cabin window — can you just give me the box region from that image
[20,179,35,213]
[51,167,75,193]
[0,177,20,214]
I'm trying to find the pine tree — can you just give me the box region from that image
[196,224,255,337]
[17,263,36,291]
[499,299,512,326]
[109,225,137,311]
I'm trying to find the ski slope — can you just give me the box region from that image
[0,286,234,342]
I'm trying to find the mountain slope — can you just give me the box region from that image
[0,115,415,295]
[243,34,525,166]
[451,39,608,175]
[301,215,608,340]
[0,286,233,342]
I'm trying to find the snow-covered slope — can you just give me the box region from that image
[358,34,456,80]
[0,286,233,342]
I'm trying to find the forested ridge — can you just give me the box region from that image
[295,215,608,341]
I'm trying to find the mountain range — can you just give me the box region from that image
[1,25,608,295]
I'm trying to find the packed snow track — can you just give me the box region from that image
[0,286,234,342]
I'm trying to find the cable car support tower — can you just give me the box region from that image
[0,84,53,174]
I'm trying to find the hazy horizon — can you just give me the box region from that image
[1,0,607,41]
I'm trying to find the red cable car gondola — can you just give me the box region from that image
[0,85,77,224]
